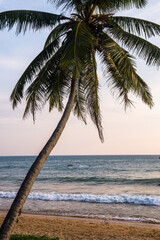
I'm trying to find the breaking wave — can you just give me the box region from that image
[1,191,160,206]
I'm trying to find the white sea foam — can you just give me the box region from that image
[78,165,88,168]
[108,216,160,223]
[103,216,160,223]
[0,191,160,206]
[64,213,160,223]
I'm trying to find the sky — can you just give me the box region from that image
[0,0,160,156]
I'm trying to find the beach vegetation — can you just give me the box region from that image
[1,0,160,239]
[10,235,59,240]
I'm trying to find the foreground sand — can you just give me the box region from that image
[1,213,160,240]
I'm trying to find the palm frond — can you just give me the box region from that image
[84,0,147,13]
[23,56,71,120]
[47,0,83,12]
[44,22,73,48]
[10,39,61,108]
[104,52,134,108]
[83,47,104,142]
[99,32,153,108]
[109,27,160,67]
[135,75,153,107]
[73,76,87,124]
[113,16,160,38]
[114,0,147,9]
[60,21,95,74]
[47,68,71,112]
[0,10,64,34]
[49,0,147,12]
[23,80,46,121]
[10,20,95,116]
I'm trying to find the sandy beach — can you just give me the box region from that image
[1,213,160,240]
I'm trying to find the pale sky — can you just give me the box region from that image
[0,0,160,156]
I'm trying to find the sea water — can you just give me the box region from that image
[0,155,160,223]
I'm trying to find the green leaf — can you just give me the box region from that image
[60,21,95,73]
[10,39,60,108]
[87,48,103,142]
[99,32,153,108]
[48,0,84,12]
[49,0,147,12]
[0,10,63,34]
[113,16,160,38]
[22,52,71,119]
[82,47,104,142]
[73,77,87,124]
[44,22,73,48]
[109,27,160,67]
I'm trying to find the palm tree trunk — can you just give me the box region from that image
[0,78,77,240]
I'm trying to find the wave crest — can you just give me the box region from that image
[0,191,160,206]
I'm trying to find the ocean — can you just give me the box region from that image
[0,155,160,223]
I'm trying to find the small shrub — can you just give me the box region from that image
[10,235,59,240]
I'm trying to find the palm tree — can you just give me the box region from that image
[0,0,160,239]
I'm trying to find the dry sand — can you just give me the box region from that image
[1,213,160,240]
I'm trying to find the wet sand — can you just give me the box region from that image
[0,212,160,239]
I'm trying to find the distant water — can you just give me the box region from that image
[0,155,160,223]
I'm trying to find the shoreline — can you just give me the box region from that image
[1,212,160,240]
[1,211,160,228]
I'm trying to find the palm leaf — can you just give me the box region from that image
[46,65,71,112]
[47,70,70,113]
[10,20,95,113]
[23,69,70,120]
[135,75,153,107]
[44,21,73,48]
[84,0,147,13]
[23,81,46,121]
[109,27,160,67]
[0,10,65,34]
[104,52,134,108]
[49,0,147,12]
[92,0,147,9]
[83,47,104,142]
[48,0,84,12]
[23,54,71,120]
[99,32,153,108]
[113,16,160,38]
[114,0,147,9]
[73,76,87,124]
[10,39,61,108]
[60,21,95,73]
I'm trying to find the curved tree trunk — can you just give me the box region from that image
[0,79,77,240]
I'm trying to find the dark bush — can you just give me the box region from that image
[10,235,59,240]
